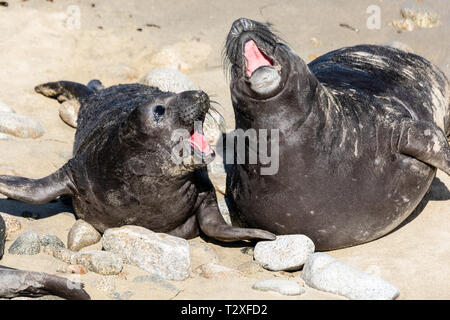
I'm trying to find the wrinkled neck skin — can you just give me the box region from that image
[231,46,330,136]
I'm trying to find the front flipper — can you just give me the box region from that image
[0,164,74,205]
[397,120,450,175]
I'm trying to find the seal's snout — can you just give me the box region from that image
[177,90,210,126]
[231,18,254,35]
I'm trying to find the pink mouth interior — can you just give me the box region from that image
[189,131,213,156]
[244,40,273,77]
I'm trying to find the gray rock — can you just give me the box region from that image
[0,215,5,259]
[50,247,123,275]
[102,225,190,281]
[40,234,65,249]
[67,219,101,252]
[8,231,40,255]
[140,67,197,93]
[302,252,400,300]
[73,250,123,275]
[254,235,315,271]
[252,279,305,296]
[132,274,179,292]
[0,112,44,139]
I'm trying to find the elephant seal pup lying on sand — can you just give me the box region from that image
[224,18,450,250]
[0,81,275,242]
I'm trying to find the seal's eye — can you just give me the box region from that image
[153,105,166,121]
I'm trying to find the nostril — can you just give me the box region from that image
[232,17,252,34]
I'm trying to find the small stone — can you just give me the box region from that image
[253,235,315,271]
[67,219,101,252]
[58,264,88,275]
[252,279,305,296]
[302,252,400,300]
[0,215,5,259]
[189,241,219,270]
[140,67,197,93]
[40,234,65,249]
[74,250,123,275]
[194,263,245,280]
[50,246,122,275]
[102,225,190,281]
[0,112,44,139]
[108,290,134,300]
[8,231,40,255]
[236,261,262,275]
[0,214,21,241]
[132,274,179,292]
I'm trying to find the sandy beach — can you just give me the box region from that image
[0,0,449,300]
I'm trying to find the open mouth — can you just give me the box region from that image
[244,40,274,77]
[189,130,214,156]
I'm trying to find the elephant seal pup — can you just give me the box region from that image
[224,18,450,250]
[0,81,274,242]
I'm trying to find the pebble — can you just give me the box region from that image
[57,264,88,275]
[102,225,190,281]
[0,112,44,139]
[140,67,197,93]
[252,279,305,296]
[67,219,101,252]
[50,246,123,275]
[302,252,400,300]
[40,234,65,249]
[133,274,179,292]
[0,214,21,239]
[0,215,5,259]
[73,250,123,275]
[8,231,40,255]
[108,291,134,300]
[253,235,315,271]
[194,263,245,280]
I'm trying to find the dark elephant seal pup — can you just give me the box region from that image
[224,18,450,250]
[0,81,275,242]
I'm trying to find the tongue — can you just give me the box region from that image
[189,131,213,156]
[245,40,273,77]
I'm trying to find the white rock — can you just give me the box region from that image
[67,219,101,252]
[254,235,315,271]
[0,101,15,113]
[102,225,190,281]
[0,112,44,139]
[252,279,305,296]
[302,252,400,300]
[140,67,197,93]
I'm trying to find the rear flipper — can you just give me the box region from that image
[0,164,74,205]
[196,192,276,242]
[398,120,450,175]
[35,80,103,128]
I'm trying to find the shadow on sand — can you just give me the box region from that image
[0,198,74,220]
